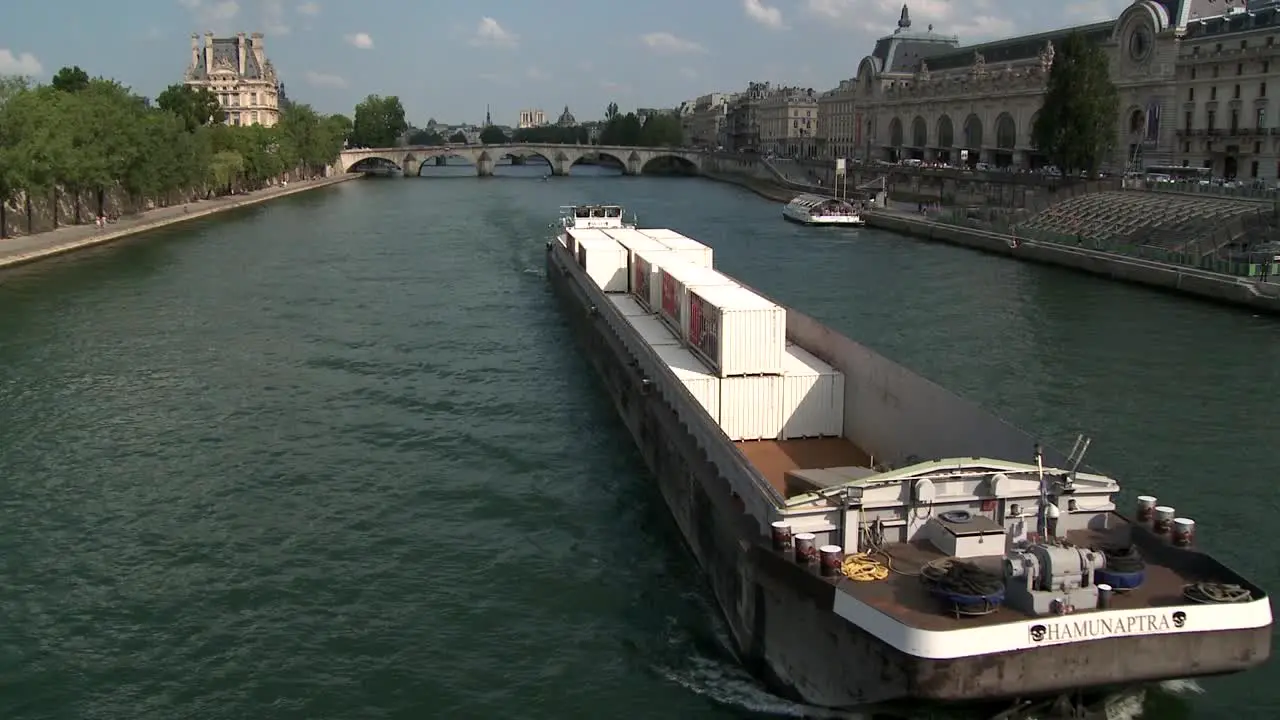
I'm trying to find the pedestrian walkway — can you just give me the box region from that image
[0,175,354,270]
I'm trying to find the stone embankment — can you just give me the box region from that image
[0,174,357,271]
[865,210,1280,315]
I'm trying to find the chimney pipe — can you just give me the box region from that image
[203,32,214,74]
[237,32,246,75]
[191,33,199,69]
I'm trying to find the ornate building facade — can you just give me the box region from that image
[843,1,1247,172]
[185,32,281,127]
[758,88,819,157]
[1174,2,1280,180]
[816,78,858,161]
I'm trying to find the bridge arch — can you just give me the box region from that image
[639,152,699,175]
[344,155,401,173]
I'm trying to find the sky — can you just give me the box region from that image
[0,0,1134,127]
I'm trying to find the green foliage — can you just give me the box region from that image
[605,102,619,121]
[448,131,467,144]
[1032,32,1119,174]
[511,125,588,144]
[350,94,408,148]
[156,83,225,131]
[479,125,508,144]
[597,109,683,147]
[51,66,90,93]
[0,71,347,231]
[407,128,444,145]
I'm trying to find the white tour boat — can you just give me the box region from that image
[782,194,865,227]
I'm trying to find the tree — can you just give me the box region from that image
[1032,32,1119,175]
[479,125,508,144]
[50,66,90,93]
[511,125,587,144]
[156,83,225,132]
[638,114,683,147]
[0,68,348,238]
[448,131,467,144]
[407,128,444,145]
[350,94,408,148]
[605,102,619,121]
[599,112,643,146]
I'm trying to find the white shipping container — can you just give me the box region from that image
[685,284,786,377]
[566,227,612,257]
[654,345,720,423]
[656,233,714,268]
[603,230,671,294]
[658,263,737,335]
[780,344,846,439]
[624,313,682,347]
[631,248,692,312]
[609,295,648,317]
[576,236,630,292]
[720,375,784,441]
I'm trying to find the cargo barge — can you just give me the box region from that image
[545,203,1272,717]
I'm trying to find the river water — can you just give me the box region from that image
[0,162,1276,720]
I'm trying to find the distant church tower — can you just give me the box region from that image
[485,104,492,127]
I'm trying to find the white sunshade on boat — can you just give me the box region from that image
[786,194,857,213]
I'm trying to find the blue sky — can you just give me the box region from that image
[1,0,1131,127]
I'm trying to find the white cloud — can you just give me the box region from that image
[526,67,549,81]
[305,71,347,88]
[344,32,374,49]
[639,32,706,55]
[470,17,518,48]
[262,0,290,34]
[178,0,241,27]
[296,1,320,16]
[805,0,1017,41]
[743,0,786,30]
[0,49,42,76]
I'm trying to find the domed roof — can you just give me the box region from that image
[557,105,577,125]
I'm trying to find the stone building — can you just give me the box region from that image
[845,1,1244,172]
[816,78,858,161]
[556,105,578,127]
[758,88,819,157]
[686,92,736,148]
[518,109,547,129]
[1175,1,1280,181]
[726,81,773,151]
[185,32,281,127]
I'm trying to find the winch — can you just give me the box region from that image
[1003,543,1106,616]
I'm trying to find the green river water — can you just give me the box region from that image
[0,162,1276,719]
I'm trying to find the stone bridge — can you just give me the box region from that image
[338,144,704,177]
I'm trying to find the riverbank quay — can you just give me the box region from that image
[701,170,796,202]
[865,209,1280,315]
[0,174,358,271]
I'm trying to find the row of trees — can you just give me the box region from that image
[0,65,352,236]
[351,98,687,149]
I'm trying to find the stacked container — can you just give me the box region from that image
[566,227,611,257]
[720,375,785,441]
[632,248,690,312]
[576,236,630,292]
[641,229,714,268]
[684,284,786,377]
[780,344,845,439]
[624,313,682,347]
[658,263,737,335]
[654,345,720,423]
[603,229,672,296]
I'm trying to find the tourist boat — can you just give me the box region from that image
[544,203,1272,718]
[782,193,865,226]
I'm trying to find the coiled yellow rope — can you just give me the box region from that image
[841,552,891,582]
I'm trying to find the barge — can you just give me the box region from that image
[782,193,866,227]
[545,203,1272,717]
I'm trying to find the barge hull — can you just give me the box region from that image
[545,241,1270,710]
